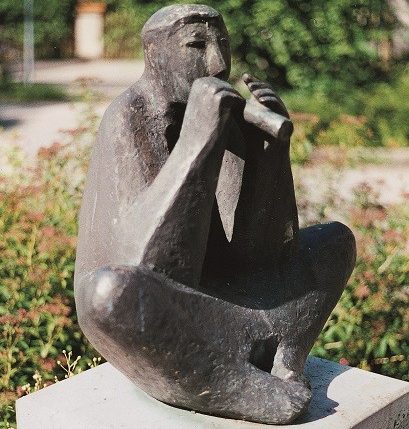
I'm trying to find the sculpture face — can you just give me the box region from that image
[145,19,231,103]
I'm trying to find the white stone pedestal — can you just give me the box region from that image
[16,357,409,429]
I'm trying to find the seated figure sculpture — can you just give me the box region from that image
[74,4,356,425]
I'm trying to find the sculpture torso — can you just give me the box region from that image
[76,79,299,291]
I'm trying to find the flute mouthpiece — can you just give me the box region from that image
[244,101,293,142]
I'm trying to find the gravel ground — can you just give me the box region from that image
[0,101,107,158]
[1,60,144,161]
[295,163,409,208]
[12,59,145,98]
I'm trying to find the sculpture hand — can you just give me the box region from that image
[243,73,289,119]
[176,77,245,155]
[187,77,245,127]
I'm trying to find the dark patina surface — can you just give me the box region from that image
[74,4,356,424]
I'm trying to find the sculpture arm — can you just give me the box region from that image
[228,75,298,267]
[120,77,244,288]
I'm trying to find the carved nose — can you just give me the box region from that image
[207,44,228,79]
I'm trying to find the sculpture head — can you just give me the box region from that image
[142,4,231,103]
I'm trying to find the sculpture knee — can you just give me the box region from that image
[300,221,356,292]
[332,221,357,278]
[76,265,145,340]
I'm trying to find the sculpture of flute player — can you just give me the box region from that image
[74,4,356,425]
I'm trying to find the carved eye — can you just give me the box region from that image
[186,40,206,49]
[219,37,229,46]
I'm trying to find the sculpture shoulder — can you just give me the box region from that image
[87,81,169,199]
[96,83,168,164]
[98,84,149,144]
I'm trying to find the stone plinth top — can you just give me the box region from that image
[16,357,409,428]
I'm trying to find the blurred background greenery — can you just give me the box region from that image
[1,0,409,149]
[0,1,408,427]
[0,0,400,84]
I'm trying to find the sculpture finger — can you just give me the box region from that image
[242,72,263,85]
[243,73,271,90]
[257,96,289,117]
[247,81,271,92]
[251,89,286,106]
[216,89,246,111]
[251,88,276,99]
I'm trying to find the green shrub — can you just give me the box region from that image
[0,0,76,59]
[104,8,148,58]
[313,115,372,148]
[0,122,97,429]
[311,184,409,379]
[362,67,409,147]
[288,112,317,164]
[285,68,409,154]
[0,81,69,103]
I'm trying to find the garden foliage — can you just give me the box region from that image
[0,81,68,103]
[103,0,396,89]
[0,107,98,428]
[297,181,409,381]
[285,66,409,159]
[0,0,76,59]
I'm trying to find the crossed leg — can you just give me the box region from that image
[269,222,356,380]
[76,263,313,425]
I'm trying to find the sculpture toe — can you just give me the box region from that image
[209,363,311,425]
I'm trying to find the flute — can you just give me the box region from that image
[244,101,293,143]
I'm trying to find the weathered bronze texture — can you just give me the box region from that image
[74,4,356,425]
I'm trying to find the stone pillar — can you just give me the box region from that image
[388,0,409,57]
[75,2,106,60]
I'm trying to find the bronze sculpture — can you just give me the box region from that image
[74,4,356,424]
